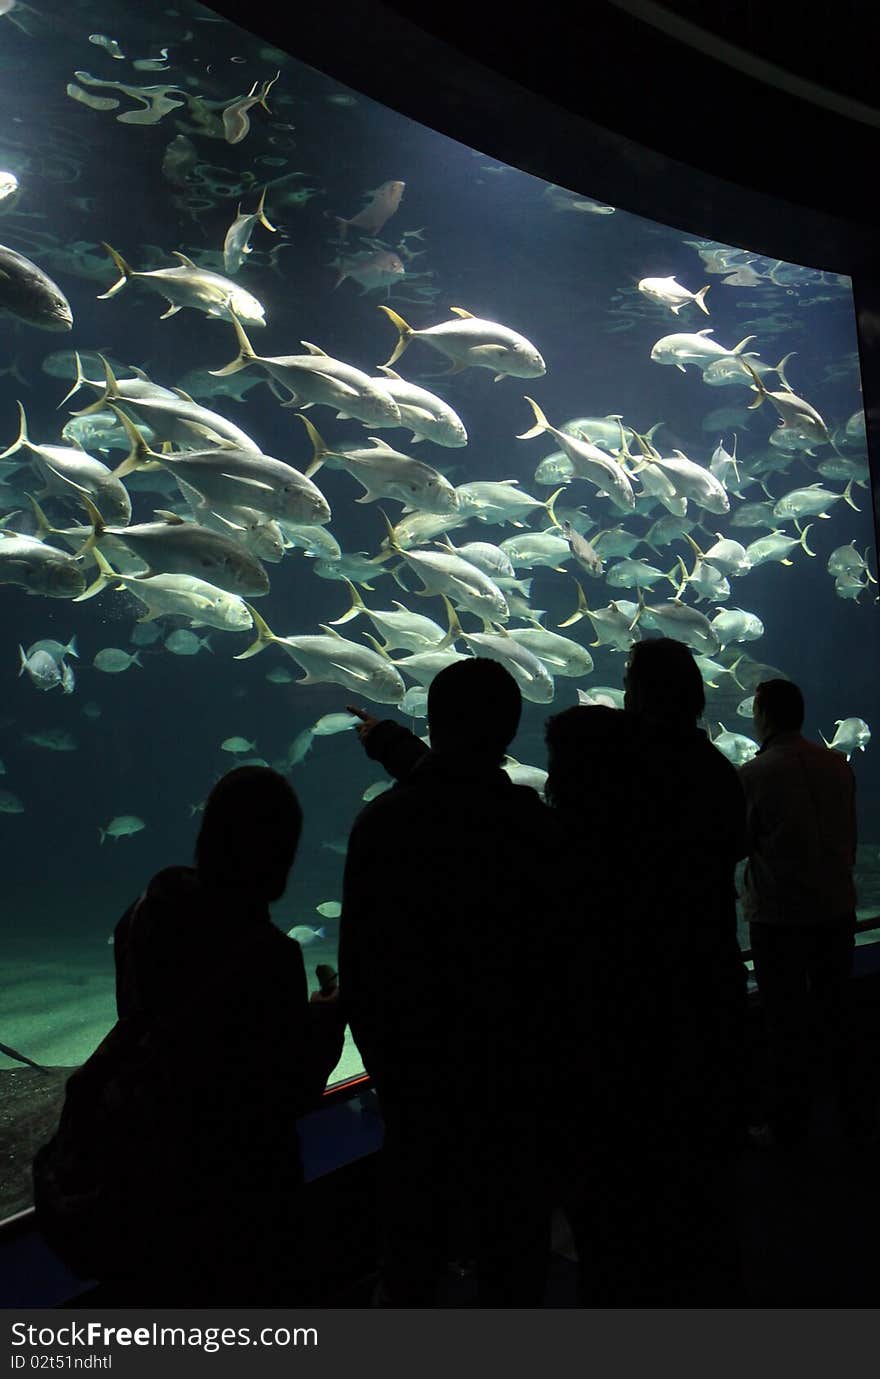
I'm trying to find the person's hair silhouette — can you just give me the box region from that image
[196,766,303,901]
[624,636,705,725]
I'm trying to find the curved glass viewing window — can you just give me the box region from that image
[1,0,877,1221]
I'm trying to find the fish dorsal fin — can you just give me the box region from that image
[129,366,151,380]
[377,365,401,379]
[300,340,328,356]
[366,437,387,448]
[171,251,198,269]
[449,307,475,318]
[319,623,345,639]
[154,509,186,524]
[171,386,196,403]
[697,328,714,337]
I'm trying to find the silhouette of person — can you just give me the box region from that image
[572,636,746,1304]
[340,658,564,1306]
[740,678,866,1147]
[106,766,345,1303]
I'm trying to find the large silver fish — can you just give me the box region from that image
[299,415,458,514]
[370,366,468,447]
[110,408,331,527]
[236,605,406,705]
[517,398,635,511]
[76,496,270,596]
[379,305,545,381]
[0,243,73,330]
[211,314,401,429]
[67,356,263,452]
[1,401,131,526]
[0,530,86,598]
[77,548,254,630]
[99,243,266,327]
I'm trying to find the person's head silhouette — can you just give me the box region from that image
[752,678,803,743]
[623,637,705,729]
[196,766,303,902]
[427,657,522,764]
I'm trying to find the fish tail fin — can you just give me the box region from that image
[209,310,257,376]
[739,356,767,408]
[234,602,278,659]
[796,521,816,557]
[328,578,366,626]
[109,404,155,479]
[558,578,588,628]
[819,731,831,748]
[694,285,710,315]
[437,594,463,650]
[67,635,79,659]
[74,546,118,602]
[97,242,134,299]
[378,508,403,557]
[732,334,757,355]
[74,492,107,558]
[57,351,90,408]
[378,305,413,367]
[544,485,564,527]
[256,186,276,232]
[665,560,683,590]
[297,413,332,477]
[259,71,280,113]
[775,351,796,390]
[26,493,56,539]
[0,399,29,460]
[516,395,549,440]
[98,828,106,845]
[17,645,28,676]
[673,555,690,598]
[843,477,861,512]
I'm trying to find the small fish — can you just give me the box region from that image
[23,728,78,751]
[223,72,280,145]
[89,33,125,58]
[287,924,326,946]
[221,736,256,754]
[266,667,294,684]
[334,248,405,293]
[99,814,145,843]
[312,712,359,736]
[165,629,212,656]
[0,789,24,814]
[130,621,164,646]
[712,724,759,767]
[820,718,871,761]
[223,188,276,274]
[0,171,19,203]
[94,648,142,673]
[335,180,405,239]
[81,700,102,720]
[637,277,710,315]
[316,901,341,919]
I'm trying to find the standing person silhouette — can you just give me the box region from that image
[740,678,866,1147]
[340,658,564,1306]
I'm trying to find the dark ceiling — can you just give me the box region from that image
[204,1,880,264]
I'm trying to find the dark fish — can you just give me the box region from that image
[0,1038,48,1072]
[0,243,73,330]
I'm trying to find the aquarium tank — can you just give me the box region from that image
[1,0,878,1220]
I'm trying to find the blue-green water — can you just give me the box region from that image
[1,0,879,1158]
